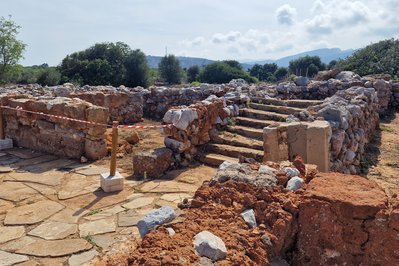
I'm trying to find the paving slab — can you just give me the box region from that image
[0,236,37,252]
[79,218,116,237]
[6,149,44,159]
[160,193,192,203]
[0,155,20,165]
[15,239,92,257]
[0,200,14,214]
[122,197,154,209]
[4,200,64,225]
[0,250,29,266]
[58,174,99,200]
[0,182,38,202]
[90,234,120,250]
[74,165,109,176]
[0,226,25,244]
[6,171,65,186]
[68,249,98,266]
[28,221,77,240]
[0,152,6,157]
[118,209,142,227]
[14,259,40,266]
[48,208,87,224]
[0,166,13,173]
[27,183,57,196]
[84,205,125,221]
[11,155,58,168]
[154,199,179,209]
[139,180,198,193]
[21,159,76,173]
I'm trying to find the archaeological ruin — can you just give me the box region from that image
[1,70,399,265]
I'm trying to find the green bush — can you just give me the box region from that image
[199,61,256,84]
[337,38,399,79]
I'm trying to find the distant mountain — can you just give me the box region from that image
[147,48,355,70]
[146,55,215,69]
[244,48,355,68]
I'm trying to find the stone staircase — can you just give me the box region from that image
[200,97,322,167]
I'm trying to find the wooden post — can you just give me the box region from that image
[0,107,4,140]
[110,121,118,176]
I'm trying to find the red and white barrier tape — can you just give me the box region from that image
[0,105,172,129]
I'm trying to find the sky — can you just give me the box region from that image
[2,0,399,66]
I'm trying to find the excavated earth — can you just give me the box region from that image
[90,163,399,265]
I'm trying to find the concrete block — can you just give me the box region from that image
[306,121,331,172]
[100,172,124,193]
[0,138,13,150]
[263,125,280,162]
[287,122,308,162]
[137,206,176,238]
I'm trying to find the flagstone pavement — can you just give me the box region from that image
[0,147,216,266]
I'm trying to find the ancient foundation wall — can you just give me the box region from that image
[308,86,380,174]
[162,99,230,166]
[71,91,144,124]
[263,121,331,172]
[0,96,108,160]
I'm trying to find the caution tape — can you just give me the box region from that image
[0,105,172,129]
[118,124,172,129]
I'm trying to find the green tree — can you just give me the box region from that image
[249,64,264,80]
[199,61,256,84]
[124,49,149,87]
[0,16,26,84]
[59,42,150,87]
[223,60,242,70]
[249,63,278,82]
[288,56,325,77]
[274,67,288,80]
[187,65,200,83]
[328,60,338,70]
[36,67,61,86]
[158,54,182,84]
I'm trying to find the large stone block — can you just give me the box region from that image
[85,138,107,160]
[137,206,176,238]
[133,148,173,178]
[306,121,331,172]
[263,125,280,162]
[286,122,308,162]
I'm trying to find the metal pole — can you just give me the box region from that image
[0,107,4,140]
[110,121,118,176]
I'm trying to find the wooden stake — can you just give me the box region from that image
[110,121,118,176]
[0,107,4,140]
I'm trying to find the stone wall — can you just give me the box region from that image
[308,86,380,174]
[162,98,230,166]
[0,96,108,160]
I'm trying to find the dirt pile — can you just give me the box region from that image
[296,173,398,265]
[90,164,399,265]
[116,180,300,265]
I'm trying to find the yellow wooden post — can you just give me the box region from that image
[110,121,118,176]
[0,107,4,140]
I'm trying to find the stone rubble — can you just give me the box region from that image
[193,231,227,261]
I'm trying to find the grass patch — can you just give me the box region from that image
[227,117,237,126]
[380,126,395,133]
[87,209,102,216]
[83,235,103,252]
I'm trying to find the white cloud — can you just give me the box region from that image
[276,4,297,26]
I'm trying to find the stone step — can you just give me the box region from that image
[204,143,264,162]
[200,153,239,167]
[211,131,263,150]
[240,108,288,122]
[251,97,322,108]
[249,103,303,115]
[226,125,263,140]
[235,117,276,129]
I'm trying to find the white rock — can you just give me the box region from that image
[193,231,227,261]
[282,167,300,179]
[240,209,257,228]
[259,165,277,174]
[286,176,304,191]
